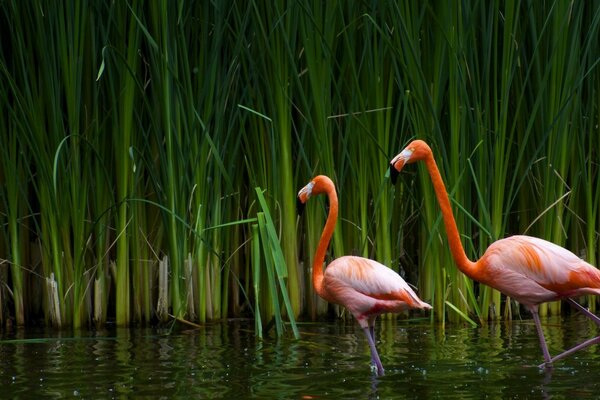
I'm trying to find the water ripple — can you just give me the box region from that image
[0,318,599,398]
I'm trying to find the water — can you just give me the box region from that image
[1,316,599,399]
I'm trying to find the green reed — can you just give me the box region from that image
[576,10,600,311]
[240,0,303,317]
[0,1,598,331]
[0,111,27,325]
[385,0,600,324]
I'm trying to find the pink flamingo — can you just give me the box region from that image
[390,139,600,367]
[297,175,431,376]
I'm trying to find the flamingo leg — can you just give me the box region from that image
[369,316,377,344]
[368,317,377,367]
[532,298,600,367]
[540,336,600,367]
[566,298,600,326]
[362,326,385,376]
[531,309,553,367]
[533,302,600,368]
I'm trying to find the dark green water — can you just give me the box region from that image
[1,316,598,399]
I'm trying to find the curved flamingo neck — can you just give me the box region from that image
[313,181,338,297]
[423,153,477,277]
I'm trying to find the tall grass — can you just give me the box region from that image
[383,0,600,324]
[0,108,27,326]
[0,1,598,330]
[240,0,303,318]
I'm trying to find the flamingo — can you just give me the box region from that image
[389,139,600,367]
[297,175,431,376]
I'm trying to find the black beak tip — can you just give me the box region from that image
[389,164,399,185]
[296,197,305,216]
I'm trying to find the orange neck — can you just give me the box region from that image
[313,181,338,297]
[423,153,477,277]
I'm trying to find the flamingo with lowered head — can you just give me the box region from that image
[297,175,431,376]
[389,139,600,367]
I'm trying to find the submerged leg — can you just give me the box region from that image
[368,317,377,367]
[531,309,553,368]
[369,316,376,345]
[534,302,600,368]
[362,326,384,376]
[370,324,376,344]
[546,336,600,365]
[533,298,600,366]
[566,298,600,326]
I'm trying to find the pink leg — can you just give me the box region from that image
[368,316,377,346]
[362,326,385,376]
[534,300,600,368]
[531,309,553,367]
[367,316,378,367]
[369,326,376,366]
[566,298,600,326]
[541,336,600,367]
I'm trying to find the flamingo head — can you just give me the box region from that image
[296,175,335,215]
[389,139,431,184]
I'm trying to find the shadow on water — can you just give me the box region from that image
[0,316,599,399]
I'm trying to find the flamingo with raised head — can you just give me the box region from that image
[389,139,600,367]
[297,175,431,376]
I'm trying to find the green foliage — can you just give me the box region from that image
[0,1,598,330]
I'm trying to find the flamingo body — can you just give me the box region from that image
[390,139,600,367]
[322,255,430,324]
[478,235,600,306]
[298,175,431,375]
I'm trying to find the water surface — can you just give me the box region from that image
[1,316,598,398]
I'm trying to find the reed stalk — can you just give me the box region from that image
[0,0,598,329]
[238,0,304,318]
[255,188,300,338]
[144,0,190,320]
[0,120,27,325]
[251,223,263,337]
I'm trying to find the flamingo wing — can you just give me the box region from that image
[481,235,600,302]
[324,256,429,309]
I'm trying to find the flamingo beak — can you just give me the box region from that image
[389,163,400,185]
[389,149,412,184]
[296,181,314,215]
[296,196,305,215]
